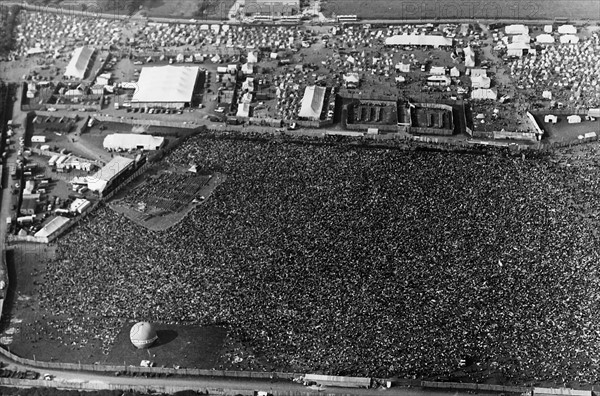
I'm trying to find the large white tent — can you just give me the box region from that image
[536,34,555,44]
[505,24,529,35]
[464,46,475,68]
[103,134,165,151]
[64,46,95,80]
[131,65,200,109]
[385,35,453,48]
[471,88,498,100]
[558,25,577,34]
[559,35,580,44]
[299,86,326,120]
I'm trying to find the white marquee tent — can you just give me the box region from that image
[385,35,453,48]
[103,134,165,151]
[64,46,95,80]
[558,25,577,34]
[131,65,200,108]
[505,24,529,35]
[299,86,326,120]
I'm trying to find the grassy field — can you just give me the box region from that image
[142,0,236,19]
[321,0,600,20]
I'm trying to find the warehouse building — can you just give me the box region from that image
[131,65,201,109]
[103,134,165,152]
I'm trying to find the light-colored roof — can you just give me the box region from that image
[559,34,580,44]
[88,156,134,193]
[505,24,529,35]
[536,34,555,44]
[237,102,250,117]
[385,35,453,47]
[103,134,164,151]
[64,46,94,79]
[471,88,498,100]
[430,66,446,75]
[131,66,199,104]
[34,216,70,238]
[471,75,491,89]
[558,25,577,34]
[299,85,326,120]
[464,46,475,67]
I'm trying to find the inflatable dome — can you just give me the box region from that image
[129,322,158,349]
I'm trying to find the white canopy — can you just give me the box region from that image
[560,35,579,44]
[103,134,165,151]
[464,46,475,68]
[471,88,498,100]
[505,24,529,35]
[131,66,199,105]
[558,25,577,34]
[299,85,326,120]
[385,35,453,48]
[536,34,555,44]
[237,102,250,117]
[64,46,94,79]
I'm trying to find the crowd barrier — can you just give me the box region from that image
[534,388,592,396]
[422,380,528,393]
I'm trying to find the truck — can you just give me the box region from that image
[31,135,46,143]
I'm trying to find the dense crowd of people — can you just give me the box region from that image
[34,135,600,384]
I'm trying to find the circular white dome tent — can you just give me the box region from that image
[129,322,158,349]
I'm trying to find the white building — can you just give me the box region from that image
[544,115,558,124]
[567,115,582,124]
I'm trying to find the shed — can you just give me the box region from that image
[567,115,581,124]
[544,114,558,124]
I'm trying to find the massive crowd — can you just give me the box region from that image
[34,135,600,384]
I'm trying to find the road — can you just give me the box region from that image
[0,351,504,396]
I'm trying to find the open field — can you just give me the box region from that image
[321,0,600,20]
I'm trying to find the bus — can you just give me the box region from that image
[337,15,358,23]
